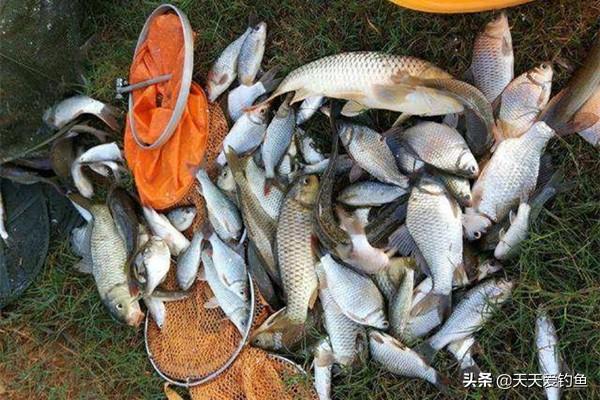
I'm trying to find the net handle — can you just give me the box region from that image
[144,273,257,388]
[128,4,194,150]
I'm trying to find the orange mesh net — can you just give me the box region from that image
[146,102,317,399]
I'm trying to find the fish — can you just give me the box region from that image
[206,27,252,102]
[463,121,555,240]
[320,254,387,329]
[43,95,120,131]
[77,201,144,326]
[469,13,514,103]
[418,279,513,362]
[297,96,325,125]
[78,142,123,164]
[225,151,279,285]
[403,176,463,297]
[238,22,267,86]
[208,233,248,301]
[497,63,553,140]
[338,123,409,188]
[143,290,190,330]
[437,172,473,207]
[247,242,280,308]
[389,267,415,339]
[296,127,326,164]
[536,311,561,400]
[392,122,479,177]
[70,224,93,273]
[252,175,319,350]
[260,52,491,121]
[313,338,334,400]
[337,181,406,207]
[217,103,270,165]
[369,331,448,393]
[136,236,171,295]
[447,336,481,376]
[201,252,249,335]
[176,230,203,291]
[574,85,600,147]
[166,206,197,232]
[142,207,190,256]
[403,302,444,342]
[261,94,296,184]
[196,169,243,242]
[0,189,7,241]
[107,187,139,258]
[316,264,366,366]
[245,157,285,220]
[494,202,531,260]
[228,67,281,121]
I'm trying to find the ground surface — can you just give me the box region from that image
[0,0,599,399]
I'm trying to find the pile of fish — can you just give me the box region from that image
[28,12,595,400]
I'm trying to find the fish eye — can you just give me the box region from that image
[116,303,124,310]
[301,177,309,185]
[473,231,482,239]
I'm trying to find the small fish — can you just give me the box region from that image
[338,123,409,188]
[237,22,267,86]
[176,230,203,291]
[206,27,252,102]
[494,203,531,260]
[143,296,166,330]
[209,233,248,301]
[44,95,120,131]
[369,331,448,393]
[201,252,249,335]
[166,206,197,232]
[136,236,171,295]
[497,63,553,140]
[536,311,561,400]
[447,336,481,376]
[0,189,7,241]
[196,169,243,242]
[320,254,387,329]
[469,13,514,103]
[313,338,334,400]
[337,181,407,207]
[393,122,479,177]
[217,103,270,165]
[296,128,326,165]
[418,279,513,362]
[142,207,190,256]
[228,67,280,121]
[297,96,325,125]
[78,142,123,164]
[464,122,555,240]
[262,94,296,183]
[389,267,415,340]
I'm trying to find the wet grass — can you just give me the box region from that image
[1,0,599,399]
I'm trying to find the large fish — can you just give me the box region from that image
[497,63,553,140]
[251,175,319,350]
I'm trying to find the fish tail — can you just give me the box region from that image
[259,67,283,93]
[415,340,438,364]
[434,373,451,395]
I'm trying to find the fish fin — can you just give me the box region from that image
[259,67,282,92]
[452,264,469,287]
[74,258,92,274]
[438,293,452,320]
[252,308,306,349]
[348,164,364,183]
[290,88,313,104]
[391,113,412,128]
[341,100,369,117]
[372,82,464,116]
[415,340,438,364]
[314,350,335,367]
[434,373,451,395]
[204,297,220,309]
[335,205,363,235]
[164,383,185,400]
[152,289,191,302]
[443,113,460,128]
[197,266,207,281]
[308,284,319,309]
[461,364,481,380]
[387,225,416,256]
[558,111,599,136]
[410,292,440,317]
[508,209,516,225]
[67,192,94,222]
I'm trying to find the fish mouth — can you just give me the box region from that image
[127,309,145,327]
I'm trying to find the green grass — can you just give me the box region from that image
[1,0,599,399]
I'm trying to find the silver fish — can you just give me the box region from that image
[142,207,190,256]
[389,267,414,339]
[494,202,531,260]
[447,336,480,375]
[339,123,409,188]
[536,311,561,400]
[497,63,553,140]
[78,142,123,164]
[320,254,387,329]
[470,13,514,103]
[419,279,513,362]
[297,96,325,125]
[166,206,197,232]
[44,95,120,131]
[206,27,252,102]
[228,67,280,121]
[201,252,249,335]
[209,233,248,301]
[237,22,267,86]
[217,103,270,165]
[313,338,334,400]
[337,181,406,207]
[196,169,243,242]
[136,236,171,295]
[262,95,296,181]
[176,230,203,290]
[464,122,555,240]
[369,331,448,393]
[296,127,325,164]
[143,296,166,330]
